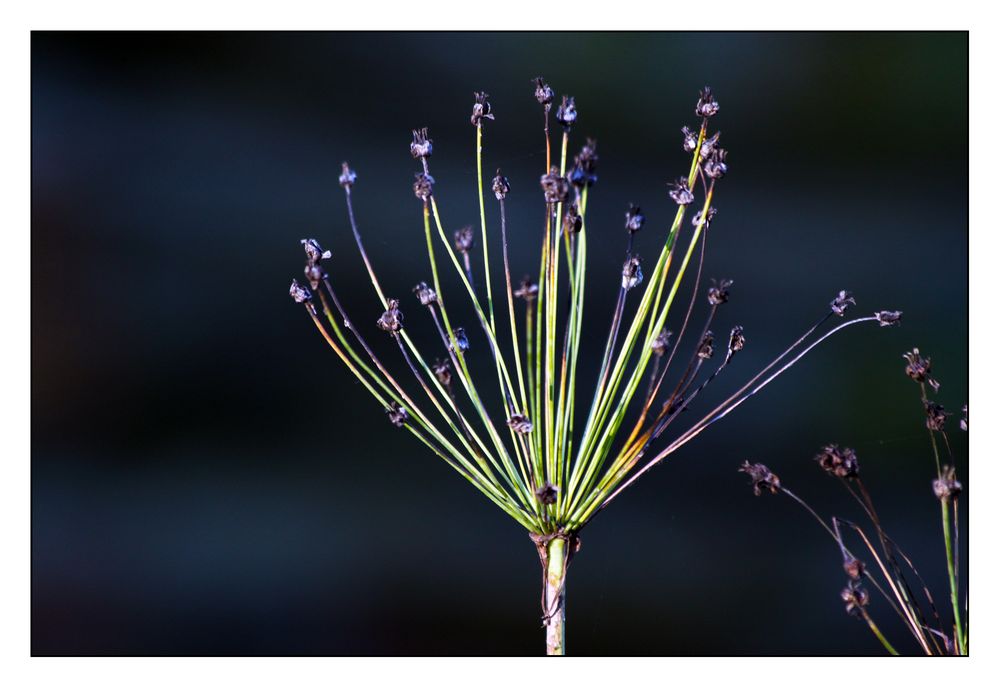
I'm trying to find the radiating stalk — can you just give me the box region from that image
[942,498,967,654]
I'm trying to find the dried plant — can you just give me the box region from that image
[740,349,967,655]
[289,82,896,654]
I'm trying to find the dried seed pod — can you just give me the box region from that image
[410,127,433,159]
[470,91,494,127]
[651,329,672,357]
[540,167,570,204]
[843,557,865,582]
[739,460,781,496]
[621,255,643,290]
[703,148,728,179]
[301,238,332,266]
[453,226,475,254]
[624,204,645,233]
[492,169,510,200]
[507,414,534,434]
[697,331,715,359]
[432,359,452,386]
[830,290,856,317]
[668,177,694,205]
[903,348,940,392]
[924,401,950,431]
[569,138,598,188]
[376,298,404,333]
[875,310,903,327]
[289,279,313,304]
[413,281,438,306]
[535,482,559,505]
[815,444,859,479]
[534,77,554,111]
[933,465,962,500]
[413,172,435,201]
[693,206,717,229]
[555,95,577,129]
[841,581,870,617]
[695,86,720,118]
[450,327,470,353]
[338,161,357,189]
[699,131,721,160]
[386,402,409,428]
[304,262,327,290]
[707,278,733,305]
[728,326,745,356]
[681,126,699,153]
[563,203,582,234]
[514,277,539,302]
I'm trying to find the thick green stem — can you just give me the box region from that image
[544,537,568,655]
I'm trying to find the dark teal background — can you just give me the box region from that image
[32,32,968,655]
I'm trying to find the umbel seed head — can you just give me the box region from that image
[386,402,409,428]
[301,238,332,265]
[563,204,583,234]
[651,329,672,357]
[695,86,720,118]
[694,206,717,229]
[699,131,721,161]
[843,557,865,581]
[875,310,903,327]
[540,167,570,204]
[304,262,326,290]
[728,326,746,356]
[924,401,950,431]
[450,327,470,353]
[621,255,643,290]
[703,148,728,180]
[903,348,940,392]
[841,581,869,617]
[681,126,699,153]
[933,465,962,500]
[569,138,598,188]
[412,281,438,306]
[413,172,435,201]
[830,290,856,317]
[697,331,715,359]
[453,226,475,254]
[507,414,534,434]
[432,359,452,386]
[707,278,733,305]
[288,279,312,304]
[515,276,539,302]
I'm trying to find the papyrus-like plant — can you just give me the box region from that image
[288,82,895,655]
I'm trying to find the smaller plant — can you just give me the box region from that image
[740,347,967,655]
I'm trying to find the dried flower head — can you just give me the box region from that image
[507,414,534,434]
[668,177,694,205]
[681,126,699,153]
[413,172,435,201]
[413,281,438,306]
[651,329,672,357]
[843,557,865,581]
[739,460,781,496]
[728,325,746,356]
[830,290,856,317]
[960,404,968,432]
[492,169,510,200]
[933,465,962,500]
[470,91,494,127]
[707,278,733,306]
[304,261,327,290]
[376,298,404,333]
[624,204,645,234]
[301,238,332,266]
[621,255,643,290]
[453,225,475,254]
[874,310,902,327]
[841,581,870,616]
[450,327,470,353]
[903,348,940,392]
[410,127,433,159]
[924,401,950,432]
[555,95,577,129]
[694,206,717,229]
[514,276,539,302]
[338,161,357,189]
[703,148,728,180]
[540,167,570,204]
[386,402,409,428]
[815,444,859,479]
[288,279,312,304]
[569,138,598,188]
[695,86,720,118]
[432,359,452,387]
[535,482,559,505]
[534,77,554,111]
[563,203,582,234]
[699,131,721,160]
[697,331,715,359]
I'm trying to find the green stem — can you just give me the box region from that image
[941,498,967,654]
[861,609,900,655]
[544,537,568,655]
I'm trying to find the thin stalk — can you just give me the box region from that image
[543,537,568,655]
[476,125,496,333]
[942,497,966,654]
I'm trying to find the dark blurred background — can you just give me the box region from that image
[32,32,968,655]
